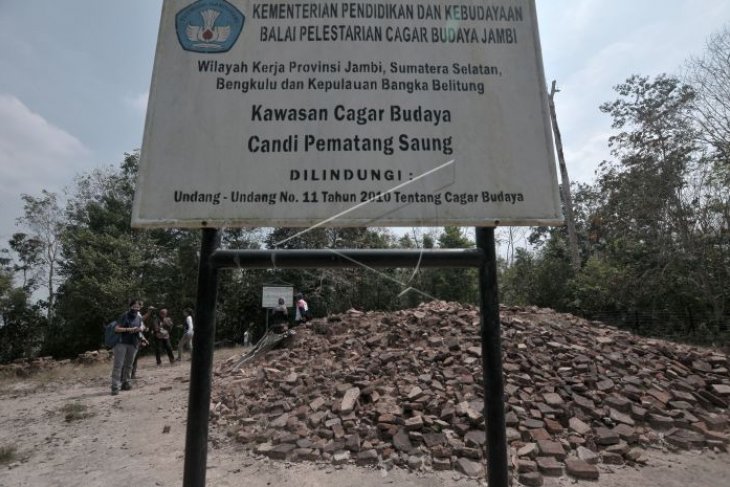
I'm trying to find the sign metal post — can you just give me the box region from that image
[476,227,509,486]
[183,228,220,487]
[182,243,507,486]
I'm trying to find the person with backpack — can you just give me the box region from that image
[177,308,194,361]
[152,308,176,365]
[110,299,147,395]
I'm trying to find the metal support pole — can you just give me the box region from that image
[211,248,483,269]
[180,241,507,485]
[476,227,509,487]
[183,228,221,487]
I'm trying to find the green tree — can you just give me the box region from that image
[501,73,728,343]
[262,227,402,319]
[418,226,477,304]
[684,26,730,330]
[500,234,573,310]
[499,247,537,306]
[554,73,730,342]
[215,229,266,344]
[593,75,707,334]
[0,264,46,363]
[53,152,193,357]
[8,233,42,291]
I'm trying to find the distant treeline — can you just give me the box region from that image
[1,28,729,362]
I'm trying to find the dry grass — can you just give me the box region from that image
[0,445,17,464]
[60,402,94,422]
[0,361,111,393]
[0,346,244,392]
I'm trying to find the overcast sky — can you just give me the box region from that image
[1,1,729,245]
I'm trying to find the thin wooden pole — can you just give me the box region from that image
[549,80,581,271]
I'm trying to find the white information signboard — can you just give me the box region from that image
[262,286,293,308]
[132,0,562,228]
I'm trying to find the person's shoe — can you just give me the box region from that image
[121,382,132,391]
[111,389,119,396]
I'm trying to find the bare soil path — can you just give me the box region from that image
[0,348,728,487]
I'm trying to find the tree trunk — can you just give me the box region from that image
[548,80,581,272]
[47,261,54,323]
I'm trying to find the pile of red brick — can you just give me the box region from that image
[211,302,729,484]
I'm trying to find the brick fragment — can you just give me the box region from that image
[340,387,361,415]
[536,456,563,476]
[595,427,620,445]
[355,449,379,466]
[456,457,483,478]
[565,457,599,480]
[519,471,544,486]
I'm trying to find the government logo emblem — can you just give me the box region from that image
[176,0,245,53]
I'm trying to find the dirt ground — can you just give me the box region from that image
[0,347,728,487]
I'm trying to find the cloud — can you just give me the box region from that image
[0,94,91,242]
[550,27,677,185]
[125,91,149,113]
[563,0,604,33]
[563,130,615,184]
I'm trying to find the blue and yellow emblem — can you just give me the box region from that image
[176,0,245,53]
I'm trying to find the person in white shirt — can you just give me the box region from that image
[294,293,309,326]
[177,308,194,360]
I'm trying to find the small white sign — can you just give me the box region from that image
[133,0,562,228]
[262,286,293,308]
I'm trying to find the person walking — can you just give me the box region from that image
[153,308,176,365]
[177,308,194,361]
[110,299,145,395]
[130,304,154,380]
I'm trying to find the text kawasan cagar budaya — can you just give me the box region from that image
[248,104,453,155]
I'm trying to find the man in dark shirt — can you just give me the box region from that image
[110,299,145,395]
[152,308,176,365]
